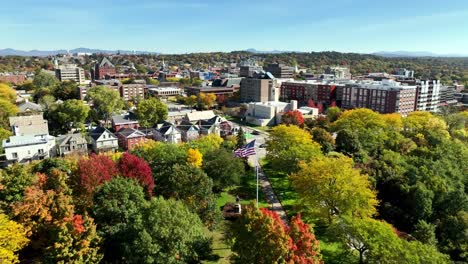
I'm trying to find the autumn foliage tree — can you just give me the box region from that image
[0,213,28,264]
[12,170,102,263]
[118,152,155,195]
[290,155,378,224]
[76,154,119,197]
[186,148,203,168]
[231,205,322,264]
[266,125,322,173]
[282,110,305,127]
[288,214,323,264]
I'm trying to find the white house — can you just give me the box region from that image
[90,127,118,153]
[2,135,56,164]
[154,121,182,144]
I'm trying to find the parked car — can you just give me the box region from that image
[251,130,260,135]
[259,144,267,148]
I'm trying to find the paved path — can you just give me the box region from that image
[257,165,289,223]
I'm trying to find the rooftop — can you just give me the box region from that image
[3,135,54,148]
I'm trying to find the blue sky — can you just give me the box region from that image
[2,0,468,54]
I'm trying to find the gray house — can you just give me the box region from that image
[56,133,88,156]
[90,127,119,153]
[177,120,200,142]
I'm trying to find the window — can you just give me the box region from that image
[12,152,18,159]
[38,149,44,154]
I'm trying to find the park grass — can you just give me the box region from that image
[203,222,232,264]
[207,167,270,263]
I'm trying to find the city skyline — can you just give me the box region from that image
[1,0,468,54]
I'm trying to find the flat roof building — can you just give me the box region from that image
[339,79,417,116]
[55,64,85,84]
[264,63,294,79]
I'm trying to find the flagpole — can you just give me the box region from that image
[256,163,258,207]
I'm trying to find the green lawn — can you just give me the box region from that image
[203,222,232,264]
[207,167,270,263]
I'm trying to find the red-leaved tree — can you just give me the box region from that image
[77,154,119,196]
[287,214,322,264]
[282,110,305,127]
[231,205,322,263]
[118,152,155,196]
[307,99,316,108]
[317,102,323,114]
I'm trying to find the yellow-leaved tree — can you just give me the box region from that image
[290,155,378,224]
[186,148,203,168]
[266,124,322,173]
[0,213,29,264]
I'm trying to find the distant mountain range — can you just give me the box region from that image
[0,48,160,56]
[372,51,468,58]
[1,47,467,57]
[246,49,468,57]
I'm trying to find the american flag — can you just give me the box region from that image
[235,140,256,157]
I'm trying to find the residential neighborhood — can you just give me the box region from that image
[0,1,467,263]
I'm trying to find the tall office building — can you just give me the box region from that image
[240,72,276,103]
[264,63,294,78]
[55,64,85,84]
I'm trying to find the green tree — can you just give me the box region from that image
[202,148,245,191]
[311,127,335,154]
[164,164,220,228]
[332,109,388,156]
[140,197,210,264]
[236,127,247,149]
[290,156,378,223]
[146,77,160,86]
[49,99,90,134]
[331,217,449,264]
[86,86,123,124]
[38,94,56,113]
[92,177,147,263]
[32,72,59,89]
[53,80,79,100]
[92,177,210,263]
[335,129,362,157]
[136,97,168,127]
[0,164,36,210]
[266,124,322,173]
[413,220,437,246]
[326,106,341,123]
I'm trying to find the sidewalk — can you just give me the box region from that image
[257,166,288,224]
